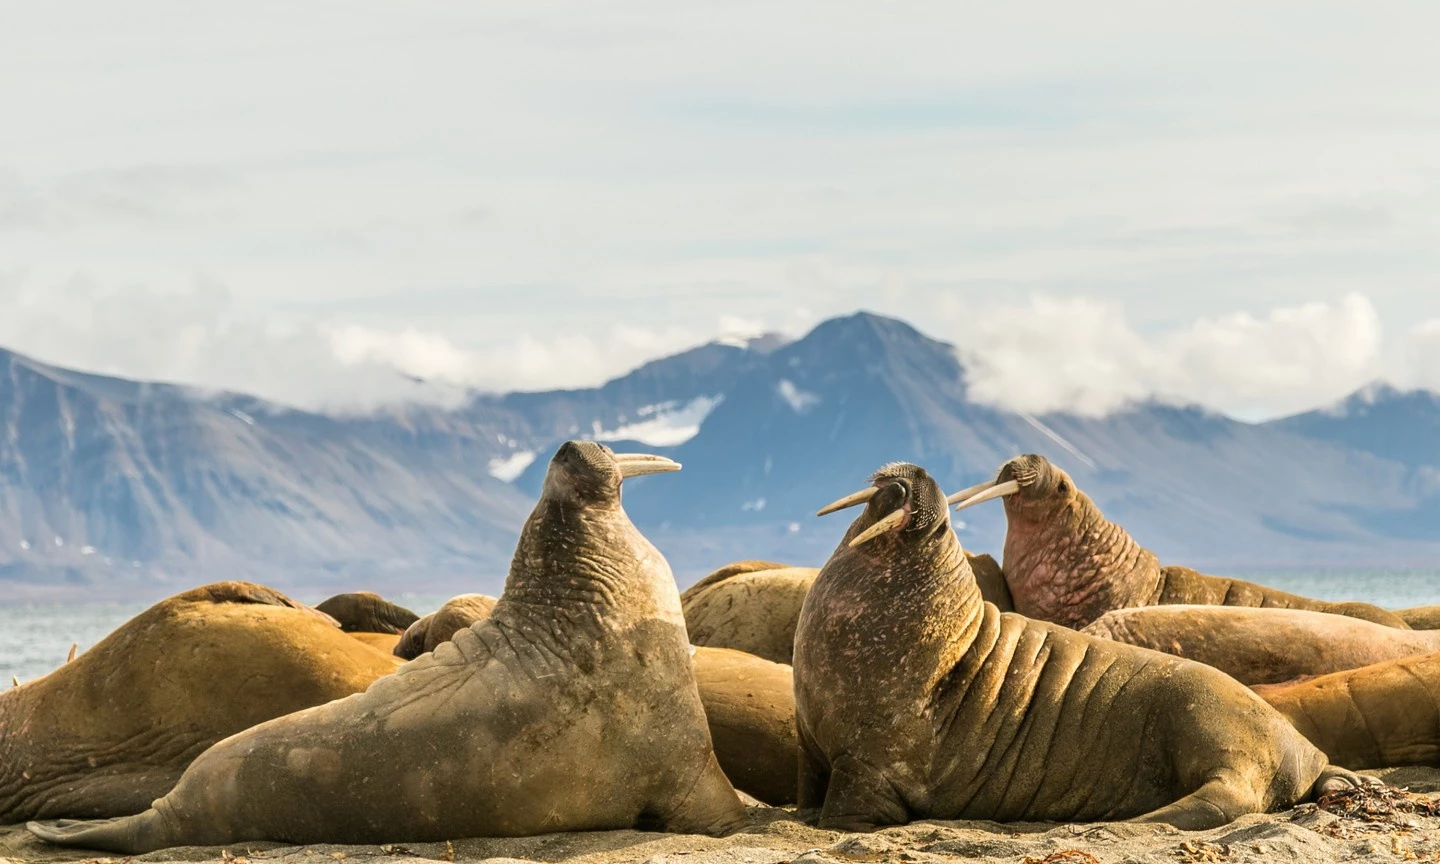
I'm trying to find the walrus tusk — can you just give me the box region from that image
[945,479,998,506]
[614,454,682,478]
[950,480,1021,512]
[817,487,877,516]
[10,676,17,687]
[67,643,77,663]
[849,509,908,548]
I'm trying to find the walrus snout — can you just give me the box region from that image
[949,454,1069,512]
[547,440,681,501]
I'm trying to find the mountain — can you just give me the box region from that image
[1271,384,1440,469]
[2,313,1438,604]
[622,313,1440,573]
[0,334,786,602]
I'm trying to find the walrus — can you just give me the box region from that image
[314,591,419,634]
[792,462,1371,832]
[1398,605,1440,630]
[0,582,403,824]
[681,551,1008,664]
[690,646,798,807]
[949,453,1409,630]
[349,632,402,653]
[1252,651,1440,770]
[29,442,747,851]
[1081,604,1440,685]
[393,593,499,659]
[386,590,799,806]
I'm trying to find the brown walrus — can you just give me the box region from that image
[1252,651,1440,769]
[386,589,799,806]
[314,591,419,634]
[680,552,1008,665]
[29,442,747,851]
[1398,605,1440,630]
[690,646,798,807]
[792,462,1371,832]
[393,594,499,659]
[949,453,1409,630]
[1081,604,1440,685]
[349,632,402,653]
[0,582,403,824]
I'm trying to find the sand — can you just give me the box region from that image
[3,767,1436,864]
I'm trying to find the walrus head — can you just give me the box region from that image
[816,462,953,550]
[542,440,681,506]
[946,453,1077,518]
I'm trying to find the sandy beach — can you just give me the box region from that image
[2,767,1434,864]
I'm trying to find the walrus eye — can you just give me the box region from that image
[1056,480,1069,494]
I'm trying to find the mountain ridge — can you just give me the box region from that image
[2,313,1437,603]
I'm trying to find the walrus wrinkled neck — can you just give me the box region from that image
[498,497,684,638]
[1001,490,1161,630]
[0,684,39,818]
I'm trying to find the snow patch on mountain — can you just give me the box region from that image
[591,396,722,447]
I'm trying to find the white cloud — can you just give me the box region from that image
[954,292,1400,420]
[4,2,1440,418]
[1397,320,1440,393]
[0,269,759,411]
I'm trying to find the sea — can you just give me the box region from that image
[2,572,1439,684]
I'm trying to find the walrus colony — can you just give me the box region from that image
[4,442,1434,850]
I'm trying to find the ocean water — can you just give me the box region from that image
[2,573,1438,684]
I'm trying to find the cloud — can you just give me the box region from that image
[0,270,755,411]
[952,292,1405,420]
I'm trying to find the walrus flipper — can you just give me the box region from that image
[1131,777,1258,831]
[27,812,171,854]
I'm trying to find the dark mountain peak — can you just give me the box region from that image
[1325,381,1440,416]
[800,310,938,353]
[1271,381,1440,469]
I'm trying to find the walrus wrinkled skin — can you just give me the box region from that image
[1082,604,1440,686]
[681,552,1009,664]
[682,565,817,665]
[0,582,403,824]
[1252,652,1440,769]
[393,594,499,659]
[314,591,419,634]
[950,453,1409,630]
[793,462,1370,832]
[1398,605,1440,630]
[384,589,799,806]
[29,442,746,851]
[690,646,798,807]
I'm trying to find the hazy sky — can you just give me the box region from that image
[3,2,1439,420]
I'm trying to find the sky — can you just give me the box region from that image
[3,1,1439,421]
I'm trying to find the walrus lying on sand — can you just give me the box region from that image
[948,453,1409,630]
[388,588,799,806]
[314,591,419,635]
[1082,604,1440,685]
[0,583,403,824]
[1398,605,1440,630]
[393,593,499,659]
[29,442,747,851]
[680,551,1009,665]
[1252,651,1440,770]
[793,462,1373,832]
